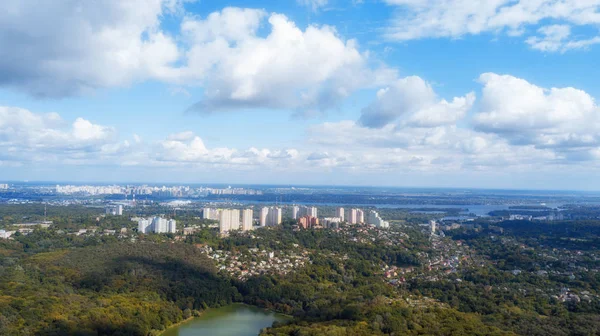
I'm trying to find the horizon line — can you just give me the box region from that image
[2,180,600,194]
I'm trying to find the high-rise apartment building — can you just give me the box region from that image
[347,208,365,224]
[367,210,389,228]
[138,219,151,233]
[219,209,240,233]
[267,207,282,226]
[202,207,212,219]
[299,206,318,218]
[260,207,269,227]
[292,206,300,220]
[242,209,254,231]
[357,209,364,224]
[298,215,319,229]
[202,208,220,220]
[105,205,123,216]
[219,210,229,233]
[153,217,168,233]
[336,207,345,222]
[323,217,342,229]
[136,217,175,234]
[167,219,177,234]
[349,209,358,224]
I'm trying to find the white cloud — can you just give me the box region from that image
[358,76,474,128]
[563,36,600,50]
[181,7,266,44]
[303,72,600,171]
[0,106,120,164]
[474,73,600,156]
[384,0,600,52]
[1,96,599,179]
[308,119,560,172]
[181,9,395,113]
[154,131,301,168]
[0,3,394,113]
[0,0,183,97]
[526,24,600,52]
[297,0,329,12]
[526,25,572,52]
[0,106,305,170]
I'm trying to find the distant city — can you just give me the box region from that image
[2,181,600,242]
[54,184,263,197]
[3,182,600,205]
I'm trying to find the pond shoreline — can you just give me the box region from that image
[158,315,199,336]
[159,303,290,336]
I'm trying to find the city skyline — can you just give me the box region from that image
[4,180,600,193]
[2,0,600,190]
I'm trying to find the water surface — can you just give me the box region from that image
[162,304,288,336]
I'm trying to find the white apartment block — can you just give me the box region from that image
[297,206,318,218]
[336,207,345,222]
[202,208,221,220]
[242,209,254,231]
[138,219,151,233]
[136,217,176,234]
[219,209,240,233]
[153,217,168,233]
[267,207,282,226]
[168,219,177,234]
[260,207,269,227]
[367,210,389,228]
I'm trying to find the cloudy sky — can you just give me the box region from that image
[1,0,600,190]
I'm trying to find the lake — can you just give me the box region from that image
[162,304,289,336]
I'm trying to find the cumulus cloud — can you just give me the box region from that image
[0,106,115,148]
[470,73,600,164]
[303,72,600,170]
[384,0,600,52]
[476,74,597,129]
[0,106,124,165]
[312,120,474,152]
[309,119,560,172]
[0,106,304,170]
[0,100,595,178]
[182,8,394,113]
[0,0,183,97]
[0,3,394,114]
[0,105,502,173]
[154,131,300,168]
[358,76,474,128]
[346,72,600,165]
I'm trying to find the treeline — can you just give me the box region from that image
[0,204,102,226]
[0,241,239,335]
[3,217,600,335]
[0,225,420,335]
[262,304,515,336]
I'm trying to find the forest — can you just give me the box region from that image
[1,206,600,335]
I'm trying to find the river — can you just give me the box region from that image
[162,304,289,336]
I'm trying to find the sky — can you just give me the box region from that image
[1,0,600,190]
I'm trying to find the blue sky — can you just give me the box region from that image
[1,0,600,190]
